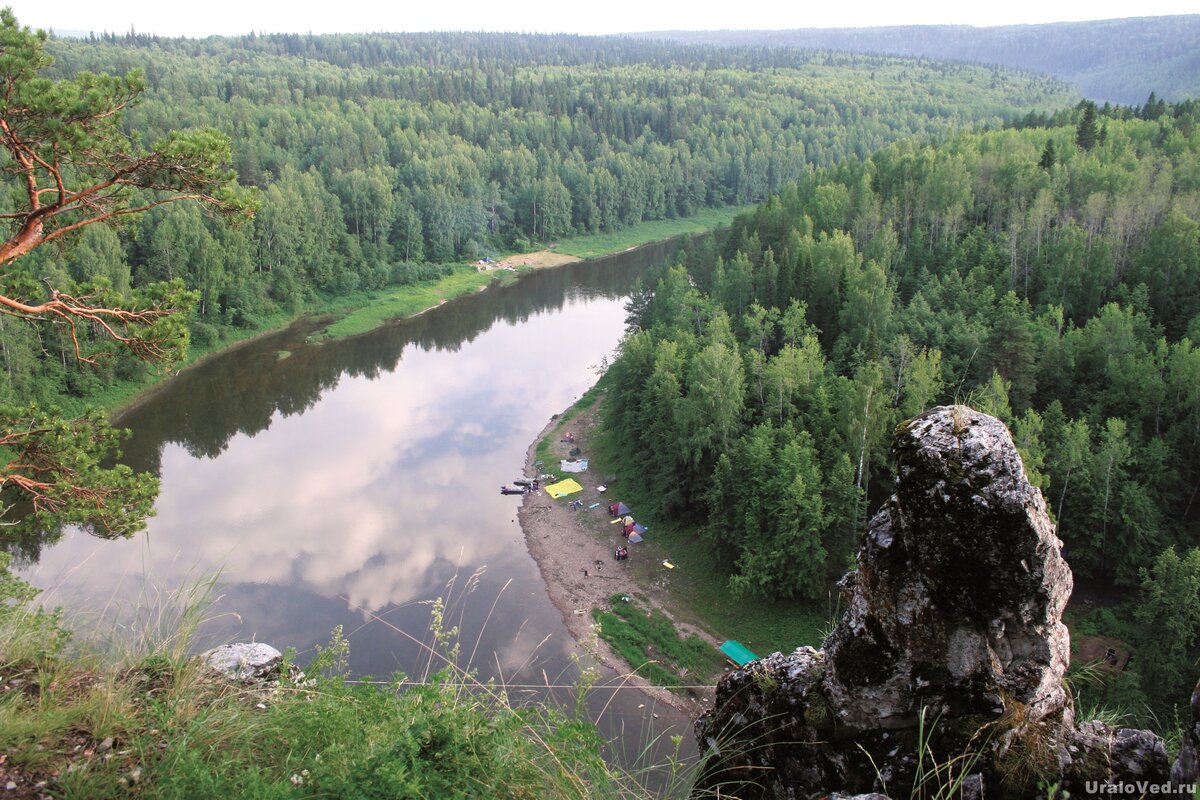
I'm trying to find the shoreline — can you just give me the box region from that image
[109,314,321,420]
[101,206,749,422]
[105,251,573,421]
[516,400,717,717]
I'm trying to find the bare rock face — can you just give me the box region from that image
[824,405,1073,730]
[694,406,1173,799]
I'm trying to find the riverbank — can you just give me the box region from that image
[79,207,748,421]
[517,387,835,714]
[517,398,719,717]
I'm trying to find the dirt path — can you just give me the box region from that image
[516,401,717,717]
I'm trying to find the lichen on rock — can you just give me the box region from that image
[693,406,1179,799]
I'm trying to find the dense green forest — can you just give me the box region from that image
[0,30,1072,412]
[637,15,1200,105]
[601,99,1200,720]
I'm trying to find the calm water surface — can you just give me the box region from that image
[23,240,698,778]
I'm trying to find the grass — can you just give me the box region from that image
[314,267,499,340]
[541,387,827,663]
[321,207,751,340]
[553,207,751,260]
[581,408,827,657]
[624,516,828,658]
[0,557,680,799]
[591,595,726,691]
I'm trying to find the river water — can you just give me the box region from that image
[20,239,699,784]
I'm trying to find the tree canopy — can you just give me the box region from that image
[603,98,1200,643]
[0,10,252,538]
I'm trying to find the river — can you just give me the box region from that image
[20,239,699,787]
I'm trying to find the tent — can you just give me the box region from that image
[545,478,584,498]
[719,640,759,667]
[623,522,647,543]
[609,502,630,517]
[560,458,588,473]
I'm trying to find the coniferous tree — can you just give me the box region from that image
[1075,101,1099,151]
[1038,139,1056,170]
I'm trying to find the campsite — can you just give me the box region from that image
[516,396,737,712]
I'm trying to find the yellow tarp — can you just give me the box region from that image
[545,478,584,498]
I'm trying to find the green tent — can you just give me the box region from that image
[719,640,759,667]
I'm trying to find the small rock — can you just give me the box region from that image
[98,736,113,751]
[201,643,282,683]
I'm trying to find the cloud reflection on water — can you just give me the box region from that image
[28,289,625,683]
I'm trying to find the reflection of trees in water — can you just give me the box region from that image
[115,239,683,480]
[1,240,685,561]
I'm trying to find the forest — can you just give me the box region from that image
[0,29,1072,413]
[600,98,1200,723]
[640,14,1200,105]
[0,15,1197,794]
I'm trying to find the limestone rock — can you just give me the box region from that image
[1061,720,1170,793]
[824,405,1073,730]
[1172,679,1200,785]
[202,642,283,684]
[693,407,1173,800]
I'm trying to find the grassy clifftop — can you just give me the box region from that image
[0,556,680,799]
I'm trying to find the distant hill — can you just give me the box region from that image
[631,16,1200,105]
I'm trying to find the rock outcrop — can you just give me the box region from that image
[1173,679,1200,785]
[694,406,1179,799]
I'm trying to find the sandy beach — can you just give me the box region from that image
[478,249,580,272]
[516,399,717,716]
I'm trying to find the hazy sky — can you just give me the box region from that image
[7,0,1196,37]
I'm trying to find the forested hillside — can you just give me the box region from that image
[636,15,1200,105]
[0,31,1073,413]
[601,99,1200,719]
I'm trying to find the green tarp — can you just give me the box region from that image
[719,640,759,667]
